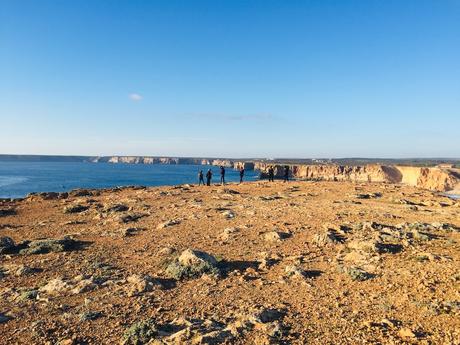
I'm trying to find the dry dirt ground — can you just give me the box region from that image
[1,181,459,345]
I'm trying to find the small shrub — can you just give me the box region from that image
[347,267,372,281]
[123,319,157,345]
[20,289,38,300]
[165,259,219,280]
[19,238,79,255]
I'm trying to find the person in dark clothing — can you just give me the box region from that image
[239,167,245,183]
[268,166,274,182]
[198,170,205,185]
[220,166,225,185]
[283,165,289,182]
[206,169,212,186]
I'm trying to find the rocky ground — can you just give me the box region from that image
[1,181,459,344]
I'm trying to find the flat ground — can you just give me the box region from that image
[1,181,459,344]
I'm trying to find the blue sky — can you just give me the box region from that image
[1,0,459,158]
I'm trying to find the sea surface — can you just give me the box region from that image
[0,162,259,199]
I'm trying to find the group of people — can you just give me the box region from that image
[198,166,245,186]
[267,165,290,182]
[197,165,290,186]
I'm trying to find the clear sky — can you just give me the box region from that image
[1,0,459,158]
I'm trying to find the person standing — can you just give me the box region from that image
[283,165,290,182]
[239,167,245,183]
[268,166,274,182]
[198,170,205,185]
[220,166,226,185]
[206,169,213,186]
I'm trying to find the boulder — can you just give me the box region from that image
[0,237,15,254]
[125,274,162,296]
[165,249,220,280]
[39,278,71,295]
[178,249,218,267]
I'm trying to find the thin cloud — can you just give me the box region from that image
[185,113,275,122]
[129,93,143,101]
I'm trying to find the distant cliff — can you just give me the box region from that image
[89,156,255,170]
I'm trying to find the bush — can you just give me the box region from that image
[123,319,158,345]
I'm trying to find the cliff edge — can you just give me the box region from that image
[256,163,460,192]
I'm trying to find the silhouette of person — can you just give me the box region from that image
[206,169,212,186]
[283,165,289,182]
[198,170,205,185]
[239,167,245,183]
[220,166,225,185]
[268,166,274,182]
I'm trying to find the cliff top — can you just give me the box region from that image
[1,181,459,344]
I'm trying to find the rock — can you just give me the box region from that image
[222,210,235,219]
[13,265,39,276]
[38,192,65,200]
[69,189,93,197]
[220,227,239,240]
[39,278,70,295]
[165,249,220,280]
[71,277,97,294]
[106,204,129,213]
[263,231,289,242]
[0,313,11,323]
[259,195,283,201]
[64,204,89,214]
[398,327,417,339]
[411,230,431,241]
[284,265,306,279]
[157,219,181,229]
[178,249,218,267]
[119,213,146,223]
[313,230,343,246]
[0,237,16,254]
[80,311,102,321]
[193,329,233,344]
[158,247,176,256]
[257,309,285,323]
[121,228,138,237]
[217,188,240,195]
[354,193,382,199]
[346,239,380,254]
[125,274,162,296]
[0,208,16,217]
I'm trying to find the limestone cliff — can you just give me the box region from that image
[233,161,255,170]
[210,159,234,168]
[256,163,460,192]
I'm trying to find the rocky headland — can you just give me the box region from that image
[1,180,459,344]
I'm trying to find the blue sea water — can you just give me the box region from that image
[0,162,259,199]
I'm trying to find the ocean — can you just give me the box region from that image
[0,162,259,199]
